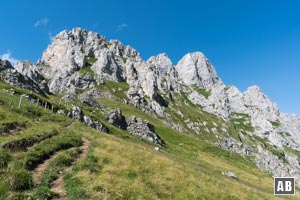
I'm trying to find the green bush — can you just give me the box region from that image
[8,169,33,191]
[23,133,82,170]
[0,149,12,168]
[0,179,9,198]
[55,148,81,167]
[34,185,56,199]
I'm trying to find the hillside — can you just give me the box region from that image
[0,28,300,199]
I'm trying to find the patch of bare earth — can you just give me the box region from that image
[51,138,91,200]
[32,151,63,185]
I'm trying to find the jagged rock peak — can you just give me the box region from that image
[54,27,106,44]
[243,85,278,107]
[0,59,13,71]
[40,28,107,70]
[147,53,173,71]
[243,85,280,120]
[175,52,223,89]
[146,53,181,93]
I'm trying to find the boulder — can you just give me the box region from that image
[126,116,165,146]
[83,115,108,133]
[107,108,127,130]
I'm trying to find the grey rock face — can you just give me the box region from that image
[40,28,105,75]
[38,28,174,116]
[91,50,125,83]
[107,108,127,130]
[38,28,105,93]
[215,137,253,156]
[66,105,108,133]
[255,145,300,187]
[83,115,108,133]
[14,61,49,93]
[79,91,105,109]
[147,53,181,93]
[0,59,13,71]
[126,116,165,146]
[175,52,223,89]
[67,106,83,121]
[0,68,45,96]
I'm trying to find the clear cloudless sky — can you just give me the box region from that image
[0,0,299,114]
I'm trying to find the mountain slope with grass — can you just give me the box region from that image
[1,28,300,199]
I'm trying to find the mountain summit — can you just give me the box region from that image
[176,52,223,89]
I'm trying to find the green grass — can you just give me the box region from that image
[78,66,95,77]
[86,57,97,66]
[14,133,82,170]
[0,80,299,199]
[7,169,33,191]
[0,149,11,168]
[95,80,129,99]
[193,87,211,99]
[115,55,128,63]
[67,124,296,200]
[253,136,287,163]
[90,96,297,199]
[2,130,59,152]
[229,112,254,133]
[270,120,281,128]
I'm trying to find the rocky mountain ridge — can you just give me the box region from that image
[1,27,300,186]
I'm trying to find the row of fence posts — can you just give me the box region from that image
[7,94,54,112]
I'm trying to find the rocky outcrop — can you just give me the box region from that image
[215,137,253,156]
[107,108,127,130]
[126,116,165,146]
[39,28,105,77]
[14,61,49,93]
[0,61,45,96]
[79,90,105,109]
[175,52,223,89]
[0,59,13,71]
[147,53,181,93]
[66,105,108,133]
[255,145,300,186]
[83,115,108,133]
[67,106,83,121]
[37,28,174,116]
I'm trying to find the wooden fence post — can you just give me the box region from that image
[9,99,13,108]
[18,95,24,109]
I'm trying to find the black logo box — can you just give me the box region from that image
[274,177,295,195]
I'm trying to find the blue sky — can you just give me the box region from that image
[1,0,299,114]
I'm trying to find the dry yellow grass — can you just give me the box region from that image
[65,123,299,200]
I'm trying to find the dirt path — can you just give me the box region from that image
[51,138,91,200]
[32,151,62,185]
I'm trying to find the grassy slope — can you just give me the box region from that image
[0,81,298,199]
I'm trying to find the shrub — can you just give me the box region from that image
[34,185,56,199]
[0,149,12,168]
[23,133,82,170]
[0,179,9,198]
[8,169,33,191]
